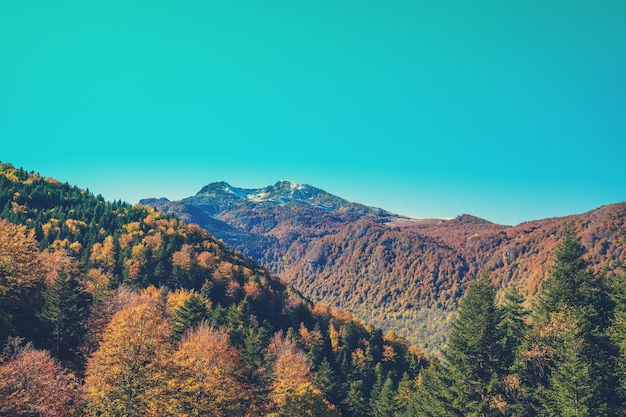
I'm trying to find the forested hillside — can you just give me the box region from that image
[1,163,625,415]
[408,231,626,416]
[143,181,626,352]
[0,163,425,416]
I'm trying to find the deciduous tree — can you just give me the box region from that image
[268,332,340,417]
[167,323,254,417]
[0,337,80,417]
[84,301,172,417]
[0,219,44,341]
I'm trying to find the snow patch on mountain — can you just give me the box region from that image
[187,180,398,218]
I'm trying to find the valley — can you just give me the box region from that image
[142,181,626,351]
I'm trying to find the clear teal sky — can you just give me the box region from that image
[2,0,625,225]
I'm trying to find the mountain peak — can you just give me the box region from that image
[197,181,245,196]
[173,180,395,218]
[276,179,301,188]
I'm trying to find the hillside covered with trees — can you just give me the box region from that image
[1,162,625,416]
[0,162,424,416]
[409,230,625,416]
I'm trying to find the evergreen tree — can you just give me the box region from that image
[343,379,370,417]
[445,273,506,414]
[316,358,340,405]
[609,267,626,410]
[170,294,209,340]
[500,286,528,371]
[528,229,622,416]
[535,228,613,328]
[40,272,92,360]
[370,375,398,417]
[393,372,414,416]
[543,309,595,417]
[409,273,508,416]
[226,298,254,347]
[368,367,385,414]
[406,360,456,417]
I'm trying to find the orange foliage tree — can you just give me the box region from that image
[166,323,255,416]
[0,337,80,417]
[84,301,172,417]
[267,332,340,417]
[0,219,44,341]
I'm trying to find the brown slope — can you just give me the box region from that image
[403,203,626,297]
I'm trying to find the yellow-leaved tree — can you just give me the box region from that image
[166,322,256,417]
[268,332,341,417]
[0,219,44,341]
[84,300,172,417]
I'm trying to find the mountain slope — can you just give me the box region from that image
[142,181,626,351]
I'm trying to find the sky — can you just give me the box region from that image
[1,0,625,226]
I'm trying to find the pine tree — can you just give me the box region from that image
[528,229,622,416]
[370,375,398,417]
[500,286,528,370]
[316,358,340,404]
[609,267,626,410]
[393,372,414,415]
[170,293,209,340]
[543,309,595,417]
[445,273,506,414]
[343,379,370,417]
[406,360,456,417]
[535,228,613,327]
[410,273,508,416]
[40,271,92,359]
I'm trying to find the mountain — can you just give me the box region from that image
[144,180,398,261]
[183,180,394,216]
[142,181,626,351]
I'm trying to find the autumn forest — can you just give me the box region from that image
[0,162,625,416]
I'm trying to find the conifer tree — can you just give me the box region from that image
[543,309,595,417]
[609,267,626,408]
[343,379,370,417]
[527,229,621,416]
[409,273,508,416]
[445,272,506,414]
[535,228,613,327]
[394,372,415,415]
[316,358,340,404]
[500,286,528,371]
[170,293,209,340]
[406,360,456,417]
[370,375,398,417]
[40,271,92,359]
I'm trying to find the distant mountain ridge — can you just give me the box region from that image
[179,180,395,217]
[142,182,626,352]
